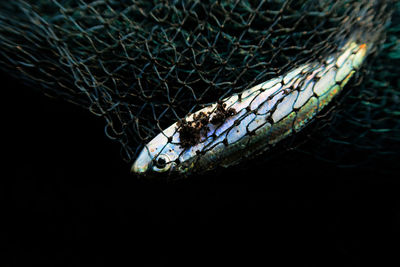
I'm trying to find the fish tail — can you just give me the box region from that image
[343,0,394,55]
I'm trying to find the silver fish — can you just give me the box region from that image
[132,41,368,176]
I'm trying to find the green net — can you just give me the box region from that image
[0,0,397,169]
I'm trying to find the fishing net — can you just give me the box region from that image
[0,0,397,168]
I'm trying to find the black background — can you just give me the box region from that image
[2,71,399,266]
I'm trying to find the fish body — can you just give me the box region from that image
[132,41,368,176]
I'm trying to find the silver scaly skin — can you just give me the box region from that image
[132,41,368,176]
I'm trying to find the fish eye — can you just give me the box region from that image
[155,156,167,168]
[152,154,172,172]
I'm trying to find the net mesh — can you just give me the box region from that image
[0,0,398,167]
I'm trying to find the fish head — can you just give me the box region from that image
[131,125,184,176]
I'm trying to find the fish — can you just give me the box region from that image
[0,0,393,176]
[132,41,368,176]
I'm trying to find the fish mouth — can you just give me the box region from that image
[131,162,149,175]
[131,149,152,175]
